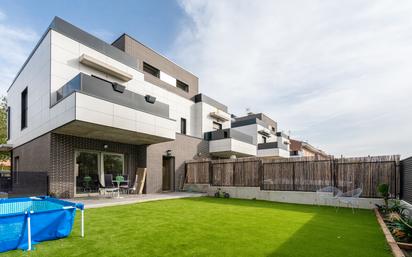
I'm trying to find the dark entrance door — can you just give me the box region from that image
[162,156,175,191]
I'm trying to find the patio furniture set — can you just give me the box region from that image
[81,174,139,198]
[316,186,363,213]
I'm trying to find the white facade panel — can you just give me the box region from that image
[209,138,257,157]
[7,31,57,147]
[257,148,290,158]
[75,93,175,140]
[159,71,176,86]
[49,30,194,137]
[232,124,258,144]
[191,102,231,138]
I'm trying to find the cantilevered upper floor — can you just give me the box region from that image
[6,17,212,148]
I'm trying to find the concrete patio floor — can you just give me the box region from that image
[68,192,206,209]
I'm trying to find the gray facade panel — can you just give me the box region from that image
[145,133,209,193]
[113,34,199,100]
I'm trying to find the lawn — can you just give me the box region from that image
[2,197,391,257]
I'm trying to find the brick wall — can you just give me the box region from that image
[12,133,51,172]
[49,133,146,198]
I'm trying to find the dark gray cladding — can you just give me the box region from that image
[192,94,228,112]
[50,17,138,69]
[204,128,253,144]
[257,142,289,151]
[56,73,171,119]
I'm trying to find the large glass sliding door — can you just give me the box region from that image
[103,153,124,178]
[75,151,100,195]
[75,151,125,196]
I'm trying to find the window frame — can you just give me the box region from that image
[180,118,187,135]
[176,80,189,92]
[143,62,160,78]
[21,87,28,130]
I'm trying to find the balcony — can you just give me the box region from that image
[204,129,256,158]
[257,142,290,158]
[53,73,176,145]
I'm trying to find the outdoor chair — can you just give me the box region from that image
[122,174,138,194]
[99,174,119,196]
[315,186,342,206]
[82,176,92,192]
[337,188,363,213]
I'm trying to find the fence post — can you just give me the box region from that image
[208,160,213,185]
[292,162,295,191]
[259,160,264,190]
[395,156,400,198]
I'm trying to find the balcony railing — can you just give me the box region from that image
[204,128,254,145]
[258,141,289,151]
[56,73,170,119]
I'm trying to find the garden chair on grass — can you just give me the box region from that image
[337,188,363,213]
[315,186,342,206]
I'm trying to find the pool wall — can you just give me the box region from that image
[0,196,84,252]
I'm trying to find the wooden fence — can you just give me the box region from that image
[185,155,400,198]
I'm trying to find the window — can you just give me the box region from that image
[223,131,228,138]
[262,136,267,143]
[213,121,222,131]
[7,107,10,140]
[21,87,28,130]
[13,156,19,184]
[143,62,160,78]
[180,118,187,135]
[176,80,189,92]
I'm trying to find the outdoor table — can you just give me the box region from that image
[113,180,129,198]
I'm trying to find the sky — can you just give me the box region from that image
[0,0,411,158]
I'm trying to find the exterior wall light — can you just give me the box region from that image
[145,95,156,104]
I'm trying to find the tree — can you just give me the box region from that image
[0,96,9,164]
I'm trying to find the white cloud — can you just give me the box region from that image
[172,0,412,158]
[0,10,38,93]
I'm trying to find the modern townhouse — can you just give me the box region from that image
[4,17,295,198]
[231,113,290,158]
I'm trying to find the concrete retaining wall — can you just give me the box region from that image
[201,186,383,209]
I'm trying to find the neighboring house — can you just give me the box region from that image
[4,17,295,198]
[289,139,328,159]
[231,113,290,158]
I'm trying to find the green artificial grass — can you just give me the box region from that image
[2,197,392,257]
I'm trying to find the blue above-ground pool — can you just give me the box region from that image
[0,196,84,253]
